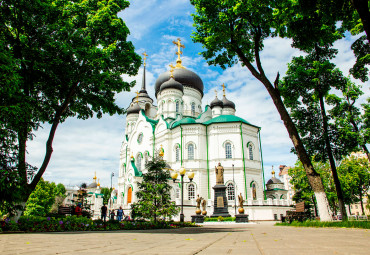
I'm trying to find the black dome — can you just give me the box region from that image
[87,182,97,189]
[267,177,283,185]
[160,77,184,93]
[155,68,203,97]
[210,97,223,108]
[222,95,235,109]
[127,103,141,115]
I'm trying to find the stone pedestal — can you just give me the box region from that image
[211,184,231,218]
[235,214,249,223]
[191,215,204,223]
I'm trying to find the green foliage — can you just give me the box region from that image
[24,178,57,217]
[338,156,370,213]
[276,220,370,229]
[0,216,199,232]
[131,155,180,222]
[204,216,236,222]
[0,0,141,213]
[101,187,113,205]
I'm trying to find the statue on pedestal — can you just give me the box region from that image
[195,194,203,215]
[238,193,245,214]
[201,199,207,215]
[215,163,224,185]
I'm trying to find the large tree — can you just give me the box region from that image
[191,0,332,220]
[131,156,179,222]
[0,0,141,216]
[279,45,356,220]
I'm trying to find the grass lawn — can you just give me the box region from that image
[276,220,370,229]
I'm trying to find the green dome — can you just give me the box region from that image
[171,117,196,128]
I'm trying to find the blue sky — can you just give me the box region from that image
[27,0,369,188]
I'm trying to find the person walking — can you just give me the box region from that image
[101,204,107,222]
[117,207,124,221]
[75,203,82,216]
[110,209,115,220]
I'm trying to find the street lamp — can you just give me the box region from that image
[232,164,236,216]
[170,166,194,223]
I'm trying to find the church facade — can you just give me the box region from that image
[116,40,292,221]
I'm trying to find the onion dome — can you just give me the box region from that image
[266,168,283,185]
[222,95,235,109]
[160,77,184,93]
[87,182,97,189]
[155,68,204,97]
[210,96,223,109]
[126,103,141,115]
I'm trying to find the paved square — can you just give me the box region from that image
[1,222,369,255]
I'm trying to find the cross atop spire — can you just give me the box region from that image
[142,52,148,66]
[214,89,218,97]
[222,83,226,96]
[172,38,185,68]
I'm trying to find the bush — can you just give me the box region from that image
[0,216,200,232]
[204,216,236,222]
[276,220,370,229]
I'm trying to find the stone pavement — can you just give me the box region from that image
[1,221,369,255]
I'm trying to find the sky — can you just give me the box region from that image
[27,0,369,188]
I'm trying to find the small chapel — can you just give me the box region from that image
[116,39,292,221]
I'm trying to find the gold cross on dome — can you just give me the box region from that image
[173,38,185,57]
[169,64,175,78]
[214,89,218,97]
[142,52,148,66]
[135,91,139,103]
[222,83,226,96]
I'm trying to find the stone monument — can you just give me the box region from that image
[191,194,205,223]
[235,193,249,223]
[211,163,231,218]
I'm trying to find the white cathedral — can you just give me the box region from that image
[116,39,292,221]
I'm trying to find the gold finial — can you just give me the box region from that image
[93,171,97,182]
[272,165,275,177]
[222,83,226,96]
[131,152,134,159]
[135,91,139,103]
[142,52,148,66]
[97,179,100,186]
[169,64,175,78]
[214,89,218,98]
[172,38,185,68]
[170,68,174,78]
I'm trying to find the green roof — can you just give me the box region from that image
[203,115,258,128]
[171,117,196,128]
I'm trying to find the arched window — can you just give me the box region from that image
[249,144,253,160]
[225,142,232,159]
[127,187,132,204]
[188,144,194,160]
[188,184,195,199]
[176,189,180,199]
[191,102,195,116]
[136,154,142,172]
[176,101,179,113]
[144,152,149,165]
[252,182,257,200]
[176,146,180,162]
[227,183,235,201]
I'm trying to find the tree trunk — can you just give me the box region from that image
[359,191,364,215]
[351,0,370,44]
[234,47,332,221]
[319,95,348,220]
[311,195,318,217]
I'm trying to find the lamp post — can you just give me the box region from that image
[232,164,236,216]
[110,172,114,209]
[170,166,194,223]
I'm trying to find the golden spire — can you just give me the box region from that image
[172,38,185,68]
[222,83,226,96]
[135,91,139,103]
[93,171,97,183]
[271,165,275,177]
[214,89,218,98]
[142,52,148,66]
[97,179,100,187]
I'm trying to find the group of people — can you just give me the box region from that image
[100,204,128,221]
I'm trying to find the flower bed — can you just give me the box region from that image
[0,216,198,233]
